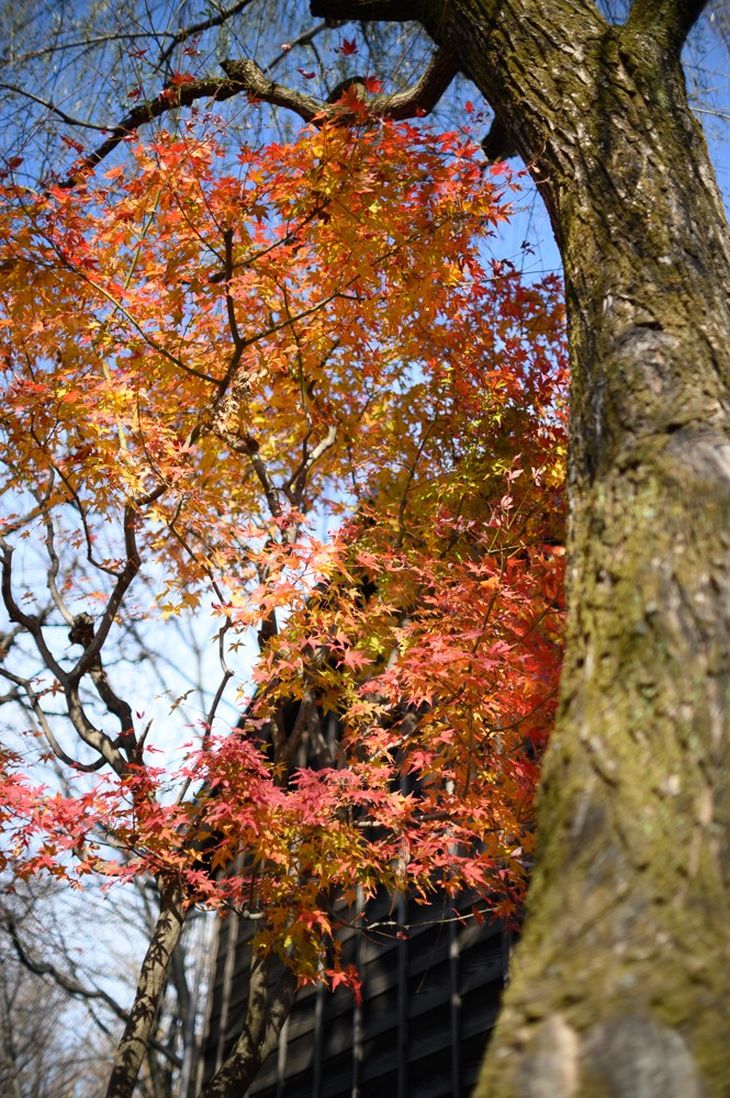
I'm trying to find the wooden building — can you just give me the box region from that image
[198,888,512,1097]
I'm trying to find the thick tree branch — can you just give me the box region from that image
[72,504,140,680]
[482,113,518,161]
[199,955,298,1097]
[219,59,324,121]
[105,884,187,1098]
[66,72,264,183]
[65,43,456,184]
[628,0,709,54]
[65,62,331,184]
[63,684,128,775]
[224,46,457,123]
[66,611,136,752]
[368,45,457,117]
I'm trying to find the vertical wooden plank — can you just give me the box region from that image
[449,917,461,1098]
[312,984,324,1098]
[193,913,222,1095]
[276,1016,289,1098]
[352,885,364,1098]
[397,893,408,1098]
[500,927,514,988]
[216,909,240,1071]
[179,914,210,1098]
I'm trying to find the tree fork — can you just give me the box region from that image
[199,957,298,1097]
[312,1,730,1094]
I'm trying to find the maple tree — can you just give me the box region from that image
[1,0,728,1094]
[0,107,566,1096]
[291,6,730,1096]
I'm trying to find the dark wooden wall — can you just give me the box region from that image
[198,890,511,1097]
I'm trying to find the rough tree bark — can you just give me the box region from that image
[105,885,186,1098]
[199,955,298,1097]
[309,2,730,1095]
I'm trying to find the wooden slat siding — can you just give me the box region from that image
[449,919,461,1098]
[313,985,325,1098]
[397,893,408,1098]
[193,915,223,1098]
[199,892,509,1096]
[215,910,240,1073]
[351,887,364,1098]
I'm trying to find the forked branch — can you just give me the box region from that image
[221,45,457,123]
[66,46,457,183]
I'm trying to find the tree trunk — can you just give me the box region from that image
[312,0,730,1089]
[199,954,297,1097]
[105,884,186,1098]
[403,2,730,1094]
[429,4,730,1095]
[310,2,730,1090]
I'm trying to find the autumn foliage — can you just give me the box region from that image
[0,117,566,991]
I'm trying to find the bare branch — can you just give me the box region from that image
[0,82,113,131]
[310,0,425,18]
[72,504,141,680]
[63,684,128,775]
[64,71,268,184]
[5,916,127,1019]
[204,623,234,735]
[176,622,235,806]
[0,498,48,537]
[54,268,217,385]
[1,510,137,774]
[0,624,22,664]
[2,32,180,68]
[237,435,283,519]
[156,0,258,68]
[0,538,66,681]
[286,424,338,507]
[40,465,119,577]
[3,918,181,1067]
[218,58,323,122]
[367,46,458,118]
[43,516,74,627]
[266,21,332,71]
[0,667,106,773]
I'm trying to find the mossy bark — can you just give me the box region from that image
[414,2,730,1094]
